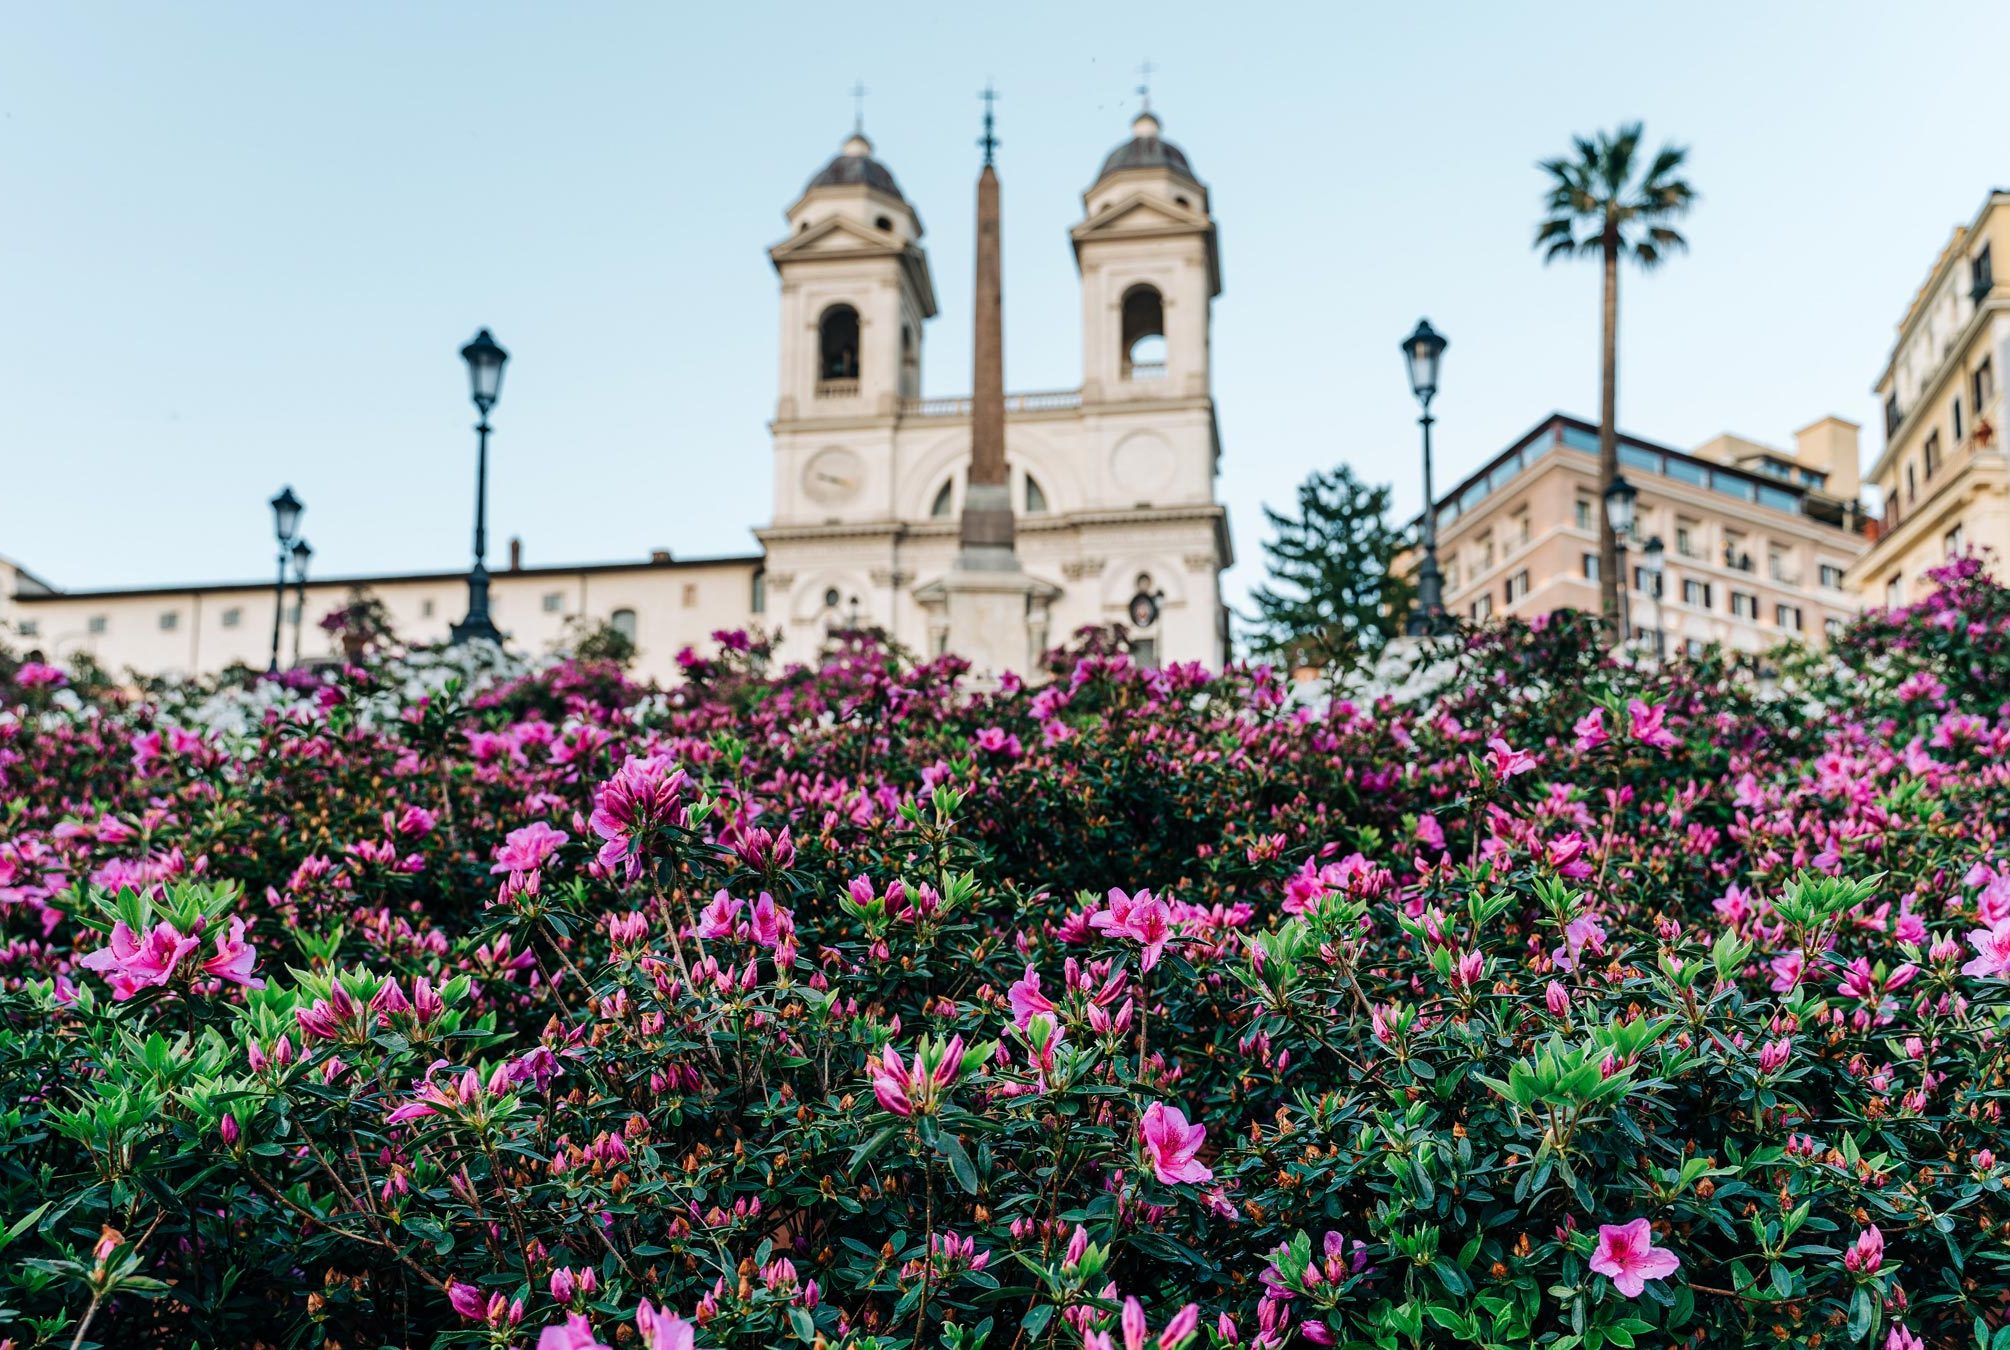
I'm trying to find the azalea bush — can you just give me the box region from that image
[2,559,2009,1349]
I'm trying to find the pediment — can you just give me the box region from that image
[769,216,903,262]
[1071,192,1209,242]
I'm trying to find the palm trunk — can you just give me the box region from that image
[1597,231,1621,627]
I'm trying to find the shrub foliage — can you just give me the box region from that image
[2,559,2009,1349]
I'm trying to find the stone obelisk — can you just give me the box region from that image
[943,85,1042,679]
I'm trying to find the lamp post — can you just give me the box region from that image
[450,328,508,645]
[289,538,313,668]
[1641,534,1665,659]
[1603,473,1639,644]
[267,487,303,674]
[1401,319,1450,636]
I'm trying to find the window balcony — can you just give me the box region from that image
[1122,360,1167,382]
[815,379,860,400]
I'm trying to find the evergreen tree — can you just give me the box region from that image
[1248,463,1414,670]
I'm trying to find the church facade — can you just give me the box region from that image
[759,110,1231,671]
[0,111,1232,683]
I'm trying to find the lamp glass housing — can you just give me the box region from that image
[270,487,303,544]
[461,329,509,412]
[1401,319,1447,403]
[1604,474,1638,537]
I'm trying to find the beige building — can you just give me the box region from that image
[0,546,762,685]
[1431,413,1869,654]
[1850,189,2008,606]
[1,107,1232,683]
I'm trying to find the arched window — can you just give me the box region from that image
[750,568,766,614]
[929,479,955,518]
[1121,285,1166,380]
[610,608,637,640]
[1025,474,1049,513]
[818,305,860,386]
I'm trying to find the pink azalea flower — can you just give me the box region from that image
[1961,921,2010,979]
[1009,965,1056,1028]
[1572,708,1609,752]
[79,920,201,1001]
[537,1312,611,1350]
[1139,1101,1212,1185]
[1588,1218,1680,1297]
[201,916,263,989]
[1091,889,1174,971]
[635,1301,697,1350]
[697,890,744,938]
[490,821,569,875]
[1843,1225,1884,1273]
[1484,737,1538,780]
[1626,698,1680,751]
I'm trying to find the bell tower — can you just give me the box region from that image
[769,129,937,425]
[1071,107,1221,405]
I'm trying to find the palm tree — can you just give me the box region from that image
[1535,124,1696,627]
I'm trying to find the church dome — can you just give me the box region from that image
[1095,111,1200,185]
[805,132,906,201]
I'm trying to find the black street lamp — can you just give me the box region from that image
[1401,319,1450,636]
[450,328,508,645]
[267,486,303,673]
[1604,473,1639,642]
[289,538,313,668]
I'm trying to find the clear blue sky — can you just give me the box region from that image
[4,3,2005,607]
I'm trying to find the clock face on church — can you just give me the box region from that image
[803,447,865,506]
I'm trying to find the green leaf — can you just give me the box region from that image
[937,1132,979,1195]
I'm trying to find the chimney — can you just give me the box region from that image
[1793,417,1862,503]
[508,536,523,571]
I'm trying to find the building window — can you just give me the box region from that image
[1444,559,1460,591]
[1767,547,1791,583]
[1824,616,1844,639]
[1884,394,1902,438]
[1946,524,1966,556]
[1130,636,1159,669]
[1025,475,1049,513]
[1120,284,1167,379]
[1923,432,1940,478]
[817,304,860,384]
[1505,569,1530,602]
[421,599,436,618]
[14,619,38,638]
[751,569,766,614]
[1676,520,1700,558]
[1776,604,1803,632]
[1574,496,1593,530]
[1952,397,1964,444]
[1581,553,1600,580]
[542,592,564,613]
[221,606,242,628]
[1818,563,1845,590]
[159,610,179,631]
[1512,510,1531,546]
[1973,242,1995,300]
[930,479,954,518]
[1685,637,1709,658]
[1731,591,1757,620]
[1885,576,1904,609]
[1682,579,1712,609]
[1976,357,1995,410]
[610,608,637,640]
[681,583,698,608]
[1477,533,1495,569]
[88,615,108,635]
[1724,532,1752,572]
[1470,594,1493,621]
